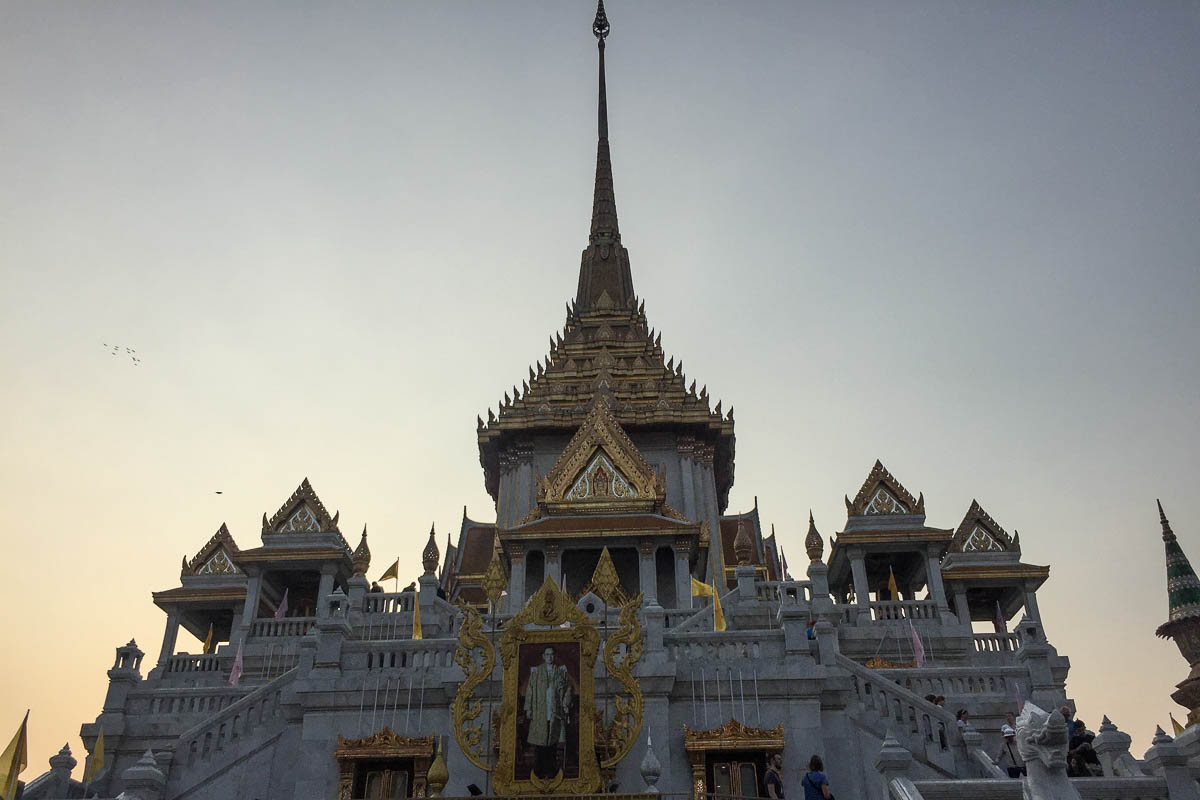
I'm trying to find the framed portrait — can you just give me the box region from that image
[494,578,602,794]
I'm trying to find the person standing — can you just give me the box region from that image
[523,647,571,778]
[802,755,831,800]
[765,753,785,799]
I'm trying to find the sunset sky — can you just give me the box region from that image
[2,0,1199,777]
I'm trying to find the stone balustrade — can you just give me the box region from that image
[871,599,939,622]
[900,777,1170,800]
[972,633,1021,654]
[128,686,246,716]
[344,639,459,671]
[165,654,226,674]
[363,592,414,614]
[883,667,1027,700]
[838,653,956,766]
[176,668,298,770]
[249,616,314,638]
[664,629,785,663]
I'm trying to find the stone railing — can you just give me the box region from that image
[165,654,227,674]
[837,653,958,775]
[756,580,814,605]
[871,599,940,622]
[898,777,1169,800]
[176,667,299,770]
[249,617,314,638]
[667,588,740,633]
[972,633,1021,654]
[363,592,414,614]
[664,629,785,664]
[128,686,246,717]
[345,639,459,671]
[880,666,1027,700]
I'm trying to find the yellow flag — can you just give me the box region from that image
[1171,713,1185,736]
[202,623,214,654]
[887,567,899,601]
[0,711,28,800]
[412,595,423,641]
[690,577,725,631]
[83,728,104,786]
[378,559,399,583]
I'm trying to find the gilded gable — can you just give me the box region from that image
[263,477,340,534]
[181,523,243,578]
[846,460,924,517]
[950,500,1018,554]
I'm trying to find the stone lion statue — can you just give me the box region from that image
[1015,702,1081,800]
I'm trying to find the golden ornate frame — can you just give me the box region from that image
[452,601,496,772]
[333,728,434,800]
[494,576,602,795]
[682,719,785,800]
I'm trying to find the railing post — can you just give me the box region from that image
[1093,716,1141,777]
[876,730,914,794]
[1144,727,1200,800]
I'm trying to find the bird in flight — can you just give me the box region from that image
[102,342,141,365]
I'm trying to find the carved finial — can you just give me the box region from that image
[726,406,734,420]
[805,510,824,562]
[592,0,610,40]
[590,546,622,604]
[422,523,440,576]
[1153,725,1172,745]
[482,551,508,609]
[733,519,753,566]
[352,525,371,577]
[666,356,674,371]
[714,400,722,417]
[688,379,696,395]
[1099,715,1115,733]
[641,729,662,793]
[488,408,496,423]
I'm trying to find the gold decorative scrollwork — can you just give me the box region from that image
[452,601,496,772]
[598,591,644,767]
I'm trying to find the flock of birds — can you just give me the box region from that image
[102,342,141,365]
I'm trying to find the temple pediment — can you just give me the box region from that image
[845,460,925,518]
[262,477,341,535]
[949,500,1020,554]
[180,523,243,578]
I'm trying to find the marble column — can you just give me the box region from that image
[316,566,336,619]
[157,607,181,666]
[638,540,659,606]
[545,544,561,591]
[675,540,693,610]
[239,568,262,635]
[678,437,697,520]
[849,547,870,622]
[953,585,971,625]
[1023,582,1042,622]
[507,546,525,613]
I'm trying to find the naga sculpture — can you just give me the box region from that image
[1015,703,1082,800]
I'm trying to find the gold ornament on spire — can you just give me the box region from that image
[481,551,508,609]
[421,523,440,576]
[588,546,622,605]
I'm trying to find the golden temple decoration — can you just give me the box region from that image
[587,547,622,606]
[683,719,785,800]
[845,460,924,518]
[494,576,604,795]
[427,736,449,798]
[949,499,1018,554]
[865,656,916,669]
[598,590,644,768]
[181,523,242,577]
[262,477,341,534]
[482,552,508,609]
[334,728,435,800]
[682,718,785,752]
[451,601,496,772]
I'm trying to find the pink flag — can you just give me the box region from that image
[228,641,244,687]
[909,621,925,668]
[274,588,289,620]
[993,600,1006,634]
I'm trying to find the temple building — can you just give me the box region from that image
[18,4,1200,800]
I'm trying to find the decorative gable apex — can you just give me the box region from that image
[530,399,683,520]
[950,500,1019,554]
[845,460,924,517]
[181,523,243,577]
[263,477,341,534]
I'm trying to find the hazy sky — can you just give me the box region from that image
[2,0,1198,778]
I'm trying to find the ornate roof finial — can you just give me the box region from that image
[734,519,753,566]
[593,0,610,42]
[422,523,440,576]
[805,510,824,562]
[1160,498,1176,542]
[352,525,371,577]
